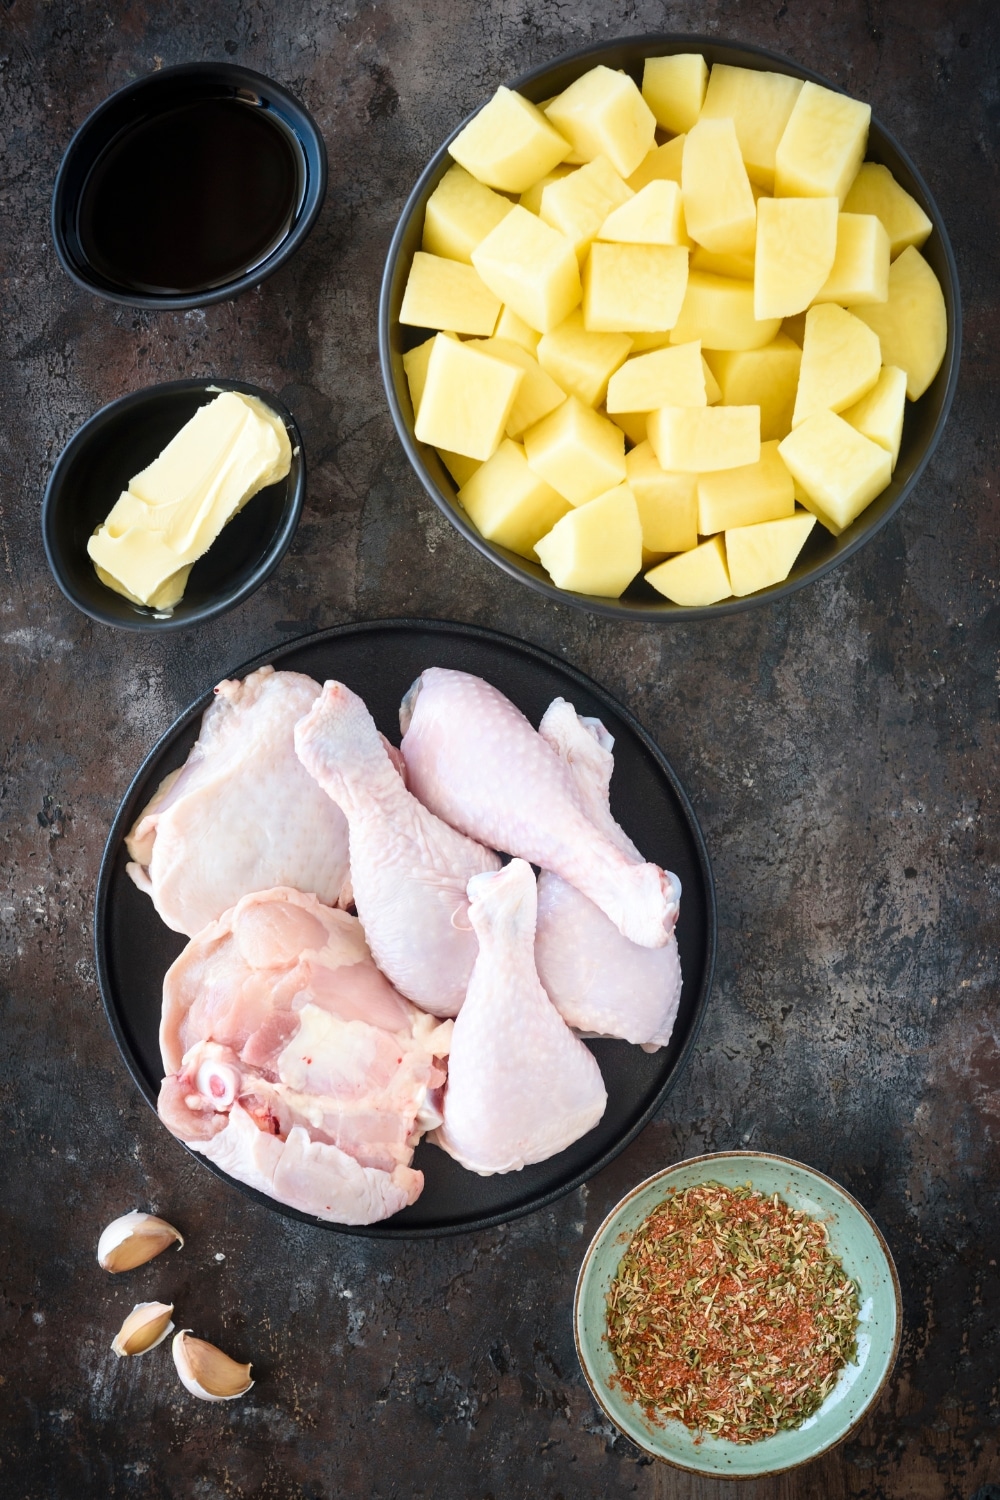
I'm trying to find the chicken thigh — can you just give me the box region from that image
[399,668,678,948]
[431,859,607,1174]
[294,681,500,1017]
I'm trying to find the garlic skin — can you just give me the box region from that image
[111,1302,175,1357]
[172,1330,253,1401]
[97,1212,184,1272]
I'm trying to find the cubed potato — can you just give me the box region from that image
[682,118,757,256]
[628,329,675,353]
[626,441,699,552]
[606,340,706,413]
[792,303,882,427]
[494,304,542,352]
[645,534,732,605]
[725,512,817,596]
[583,243,689,333]
[466,337,567,437]
[403,330,459,415]
[774,81,871,203]
[399,252,501,335]
[841,364,907,467]
[705,334,802,441]
[439,449,481,487]
[699,65,803,191]
[781,312,807,347]
[606,409,648,446]
[842,162,933,259]
[690,244,756,281]
[414,334,523,460]
[627,135,686,191]
[536,310,632,406]
[535,482,643,596]
[641,54,707,134]
[422,165,515,263]
[670,271,781,351]
[811,212,890,306]
[448,86,570,193]
[848,246,947,400]
[697,439,795,532]
[545,65,656,179]
[458,438,570,557]
[472,206,582,333]
[753,196,839,319]
[520,165,574,215]
[702,356,722,404]
[648,405,761,473]
[597,180,686,246]
[539,156,633,260]
[778,409,892,529]
[523,394,626,504]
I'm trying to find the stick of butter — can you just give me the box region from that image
[88,391,292,611]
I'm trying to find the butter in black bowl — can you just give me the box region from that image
[41,379,305,632]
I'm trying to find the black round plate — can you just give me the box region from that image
[95,620,716,1237]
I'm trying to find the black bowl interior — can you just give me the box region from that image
[380,34,962,623]
[42,379,305,631]
[96,619,717,1237]
[52,62,327,310]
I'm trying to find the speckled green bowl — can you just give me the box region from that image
[574,1152,902,1477]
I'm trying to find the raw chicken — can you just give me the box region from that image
[294,681,500,1017]
[158,887,451,1225]
[534,699,682,1050]
[399,668,679,948]
[127,667,351,937]
[431,859,608,1173]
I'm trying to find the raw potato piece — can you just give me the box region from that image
[598,181,686,246]
[536,311,632,406]
[458,439,569,557]
[606,341,706,413]
[627,136,686,191]
[403,331,456,416]
[495,304,542,352]
[697,440,795,533]
[641,55,707,134]
[520,166,574,215]
[812,213,890,305]
[583,243,689,333]
[534,483,643,597]
[545,66,656,180]
[414,335,522,461]
[523,395,626,505]
[849,246,947,400]
[539,156,633,260]
[842,162,933,259]
[448,86,570,193]
[775,81,871,203]
[645,535,732,605]
[705,335,802,441]
[399,253,501,335]
[792,303,882,428]
[753,197,839,319]
[690,244,756,282]
[670,272,781,351]
[702,357,722,404]
[648,405,760,473]
[725,513,817,596]
[626,442,699,554]
[681,119,757,256]
[472,207,582,334]
[778,409,892,530]
[699,65,804,191]
[466,338,567,438]
[439,450,481,487]
[422,166,515,262]
[606,409,648,446]
[842,364,907,467]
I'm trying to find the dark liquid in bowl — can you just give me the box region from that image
[77,98,301,295]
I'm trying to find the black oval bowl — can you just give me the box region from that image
[52,62,327,310]
[42,378,305,631]
[379,34,962,623]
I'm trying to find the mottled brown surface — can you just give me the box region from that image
[0,0,997,1496]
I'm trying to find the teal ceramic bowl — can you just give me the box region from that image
[574,1151,902,1477]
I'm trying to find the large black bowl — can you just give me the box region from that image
[379,35,961,623]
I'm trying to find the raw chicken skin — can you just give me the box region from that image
[158,887,451,1225]
[126,667,351,937]
[534,698,682,1051]
[431,859,608,1174]
[399,668,678,948]
[294,681,500,1017]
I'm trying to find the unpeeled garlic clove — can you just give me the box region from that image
[111,1301,175,1357]
[97,1211,184,1272]
[172,1330,253,1401]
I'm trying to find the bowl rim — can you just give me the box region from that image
[573,1148,904,1475]
[50,60,329,310]
[378,32,962,624]
[40,375,306,632]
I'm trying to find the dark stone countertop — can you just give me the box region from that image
[0,1,997,1495]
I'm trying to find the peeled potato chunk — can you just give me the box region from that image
[775,81,871,203]
[842,162,933,259]
[402,331,453,416]
[648,404,760,473]
[646,534,732,605]
[690,244,756,282]
[848,246,946,400]
[606,409,648,447]
[539,156,633,261]
[583,243,689,333]
[705,335,801,442]
[641,54,707,134]
[699,64,803,191]
[606,340,706,413]
[448,86,570,193]
[792,303,882,427]
[778,409,892,530]
[753,196,839,319]
[458,438,570,558]
[466,337,567,437]
[627,135,686,191]
[536,310,632,407]
[422,165,515,263]
[545,66,657,179]
[439,449,481,487]
[535,481,643,597]
[725,512,817,596]
[670,271,781,351]
[520,165,574,215]
[682,118,757,256]
[841,364,907,467]
[597,180,687,246]
[626,441,699,553]
[414,334,522,461]
[523,394,626,505]
[811,212,889,306]
[495,304,541,352]
[472,207,582,334]
[399,252,501,336]
[697,439,795,533]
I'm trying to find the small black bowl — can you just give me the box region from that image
[42,378,305,631]
[52,62,327,309]
[379,34,962,623]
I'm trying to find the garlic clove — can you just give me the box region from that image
[111,1301,175,1357]
[97,1211,184,1272]
[172,1330,254,1401]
